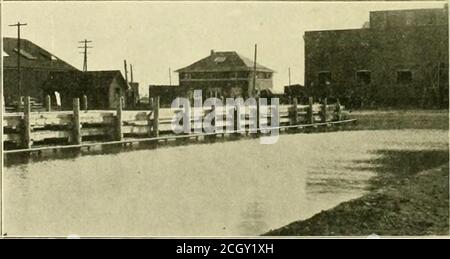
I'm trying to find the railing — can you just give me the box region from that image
[3,96,351,152]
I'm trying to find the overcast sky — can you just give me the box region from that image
[2,1,446,94]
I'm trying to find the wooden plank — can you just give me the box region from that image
[3,133,22,142]
[73,98,82,144]
[336,99,342,121]
[122,125,151,135]
[82,127,110,137]
[82,95,88,112]
[322,98,328,123]
[79,113,115,125]
[30,113,73,127]
[45,95,51,112]
[3,115,22,129]
[307,97,313,124]
[23,97,32,149]
[116,97,123,141]
[291,98,298,126]
[152,96,160,137]
[31,130,71,142]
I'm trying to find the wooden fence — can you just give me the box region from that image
[3,96,353,153]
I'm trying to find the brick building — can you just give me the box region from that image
[176,50,274,100]
[304,7,449,108]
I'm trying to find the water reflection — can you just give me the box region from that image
[3,129,448,236]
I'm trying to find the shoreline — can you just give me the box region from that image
[264,110,449,236]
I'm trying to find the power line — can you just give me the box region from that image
[78,39,93,72]
[9,22,27,108]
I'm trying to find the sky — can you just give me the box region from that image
[2,1,447,94]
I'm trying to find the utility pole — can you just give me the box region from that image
[9,22,27,109]
[288,67,292,86]
[252,44,258,97]
[130,64,134,84]
[123,60,129,84]
[78,39,93,72]
[169,68,172,86]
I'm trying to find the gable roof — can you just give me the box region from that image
[3,37,77,71]
[42,70,129,91]
[175,51,274,73]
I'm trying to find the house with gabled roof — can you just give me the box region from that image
[41,70,129,110]
[175,50,275,99]
[3,37,78,106]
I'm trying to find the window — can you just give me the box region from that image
[397,70,413,84]
[214,57,227,63]
[40,52,58,61]
[318,71,332,85]
[356,70,371,84]
[180,73,191,80]
[13,48,37,60]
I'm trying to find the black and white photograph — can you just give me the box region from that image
[0,0,449,241]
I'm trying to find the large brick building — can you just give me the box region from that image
[304,7,449,108]
[176,50,274,100]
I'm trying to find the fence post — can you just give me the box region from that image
[116,97,123,141]
[336,98,342,121]
[82,95,88,112]
[308,97,314,125]
[291,97,298,126]
[152,96,160,137]
[18,96,23,112]
[256,98,260,134]
[45,95,51,112]
[23,96,31,149]
[321,97,328,123]
[73,98,82,145]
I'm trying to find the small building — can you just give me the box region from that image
[3,37,78,106]
[127,82,140,108]
[175,50,274,100]
[304,7,449,108]
[284,84,308,102]
[149,85,186,107]
[42,70,129,110]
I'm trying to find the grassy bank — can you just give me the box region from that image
[349,110,448,130]
[265,110,449,236]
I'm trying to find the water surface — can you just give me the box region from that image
[3,129,447,236]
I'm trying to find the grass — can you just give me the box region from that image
[350,110,449,131]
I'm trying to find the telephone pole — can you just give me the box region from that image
[9,22,27,108]
[288,67,292,86]
[252,44,258,97]
[169,68,172,86]
[78,39,93,72]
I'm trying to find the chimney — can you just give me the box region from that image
[210,49,215,56]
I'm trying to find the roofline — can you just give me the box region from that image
[370,7,447,14]
[174,68,275,73]
[304,28,369,34]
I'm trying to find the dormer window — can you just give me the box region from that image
[214,57,226,63]
[40,51,58,61]
[13,48,37,60]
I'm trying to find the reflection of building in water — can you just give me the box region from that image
[237,201,269,236]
